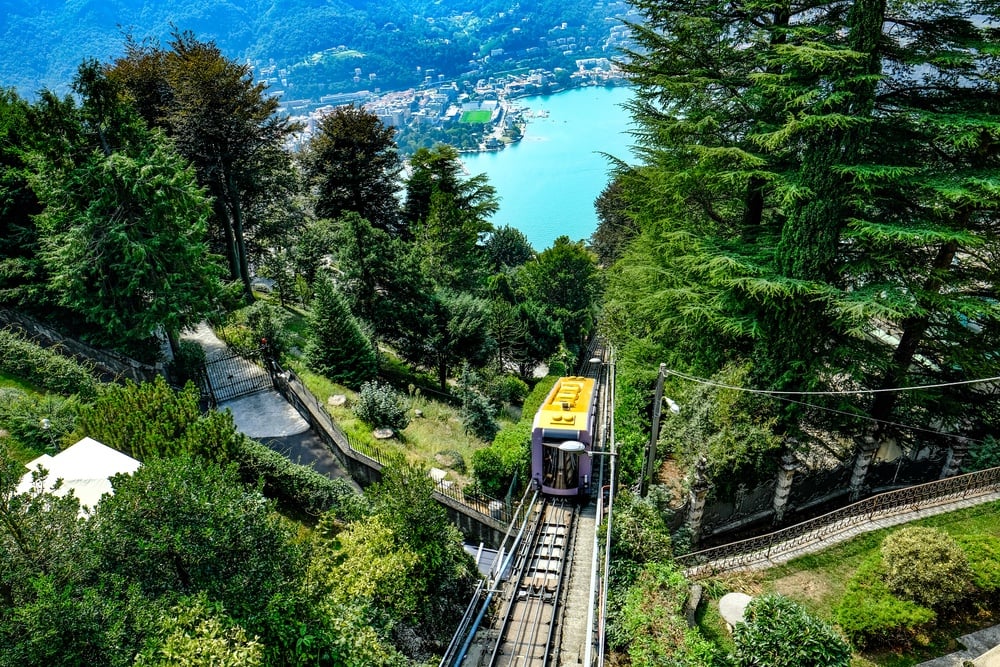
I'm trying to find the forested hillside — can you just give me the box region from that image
[3,0,629,98]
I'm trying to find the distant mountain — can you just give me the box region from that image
[2,0,636,99]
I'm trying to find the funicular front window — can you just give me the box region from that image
[542,440,578,490]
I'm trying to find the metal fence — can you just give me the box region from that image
[203,348,273,404]
[676,465,1000,577]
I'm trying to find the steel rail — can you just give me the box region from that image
[488,500,550,666]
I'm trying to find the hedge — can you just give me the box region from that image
[0,328,98,399]
[233,435,360,523]
[470,376,558,496]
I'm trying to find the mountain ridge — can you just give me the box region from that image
[2,0,630,99]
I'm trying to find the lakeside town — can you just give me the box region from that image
[290,60,627,152]
[250,2,638,153]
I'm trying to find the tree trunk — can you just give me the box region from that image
[213,195,239,282]
[226,168,254,303]
[870,239,960,426]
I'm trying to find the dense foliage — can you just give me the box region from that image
[470,375,557,496]
[1,444,475,664]
[0,329,98,399]
[75,376,239,463]
[734,594,851,667]
[603,0,1000,502]
[605,561,716,666]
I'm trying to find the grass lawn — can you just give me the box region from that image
[0,370,43,394]
[290,362,497,489]
[696,500,1000,666]
[460,109,492,124]
[0,371,50,465]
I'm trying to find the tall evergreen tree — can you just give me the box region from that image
[305,277,377,387]
[110,31,301,302]
[0,89,46,310]
[402,144,498,240]
[608,0,1000,441]
[333,211,433,345]
[302,105,402,235]
[31,65,223,358]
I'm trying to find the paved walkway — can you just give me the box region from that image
[917,625,1000,666]
[180,323,358,491]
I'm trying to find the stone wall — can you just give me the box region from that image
[0,308,163,384]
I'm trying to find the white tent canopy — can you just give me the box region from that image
[17,437,141,515]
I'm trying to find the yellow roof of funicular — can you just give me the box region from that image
[537,376,596,430]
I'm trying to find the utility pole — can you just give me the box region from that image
[641,363,666,497]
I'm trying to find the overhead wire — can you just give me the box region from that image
[663,368,1000,396]
[661,368,995,444]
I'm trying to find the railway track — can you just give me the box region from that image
[485,499,577,667]
[440,337,614,667]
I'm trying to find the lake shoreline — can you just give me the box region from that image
[461,86,636,251]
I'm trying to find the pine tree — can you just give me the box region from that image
[304,278,377,387]
[609,0,1000,441]
[302,105,402,235]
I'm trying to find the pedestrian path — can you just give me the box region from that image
[917,624,1000,666]
[180,322,357,491]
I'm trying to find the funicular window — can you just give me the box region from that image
[542,439,578,490]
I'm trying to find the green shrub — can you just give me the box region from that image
[0,329,98,399]
[0,388,79,453]
[216,301,292,360]
[484,374,530,408]
[471,419,531,497]
[734,593,851,667]
[354,381,410,431]
[521,375,558,418]
[881,526,973,608]
[956,534,1000,594]
[168,339,206,387]
[232,436,363,523]
[606,562,716,667]
[610,491,674,565]
[76,376,238,463]
[458,367,499,442]
[834,554,936,649]
[244,301,291,358]
[460,388,499,441]
[963,436,1000,473]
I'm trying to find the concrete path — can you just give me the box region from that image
[221,391,308,438]
[917,624,1000,666]
[181,322,357,491]
[182,321,231,361]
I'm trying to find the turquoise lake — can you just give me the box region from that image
[460,85,637,251]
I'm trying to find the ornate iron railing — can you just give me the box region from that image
[677,465,1000,577]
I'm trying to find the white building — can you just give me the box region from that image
[17,437,141,516]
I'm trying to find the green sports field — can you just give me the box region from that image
[460,109,492,123]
